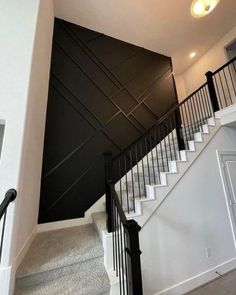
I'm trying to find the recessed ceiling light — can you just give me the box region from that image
[191,0,220,18]
[190,52,197,58]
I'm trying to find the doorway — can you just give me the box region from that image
[226,39,236,61]
[218,151,236,247]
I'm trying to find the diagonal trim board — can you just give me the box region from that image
[127,118,221,227]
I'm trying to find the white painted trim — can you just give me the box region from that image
[37,196,105,233]
[37,216,93,232]
[0,265,12,295]
[217,150,236,250]
[14,227,37,271]
[0,226,36,295]
[154,258,236,295]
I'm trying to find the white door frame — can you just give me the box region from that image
[217,150,236,250]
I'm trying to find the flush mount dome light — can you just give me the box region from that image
[191,0,220,18]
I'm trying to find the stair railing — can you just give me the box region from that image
[106,56,236,216]
[104,151,143,295]
[0,189,17,263]
[103,56,236,294]
[110,81,212,214]
[207,56,236,111]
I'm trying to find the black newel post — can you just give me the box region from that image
[104,151,113,233]
[174,110,185,151]
[205,71,220,113]
[124,219,143,295]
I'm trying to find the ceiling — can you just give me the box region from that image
[54,0,236,74]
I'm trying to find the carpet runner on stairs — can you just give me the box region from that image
[14,224,110,295]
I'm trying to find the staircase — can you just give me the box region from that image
[115,117,221,226]
[14,225,110,295]
[12,56,236,295]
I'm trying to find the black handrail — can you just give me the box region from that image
[213,56,236,75]
[0,189,17,263]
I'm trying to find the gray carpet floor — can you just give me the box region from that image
[15,224,110,295]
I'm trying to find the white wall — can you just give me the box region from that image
[0,0,54,294]
[140,126,236,295]
[176,25,236,98]
[174,74,187,102]
[0,125,5,157]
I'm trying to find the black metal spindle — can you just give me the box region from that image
[223,68,233,105]
[124,154,130,214]
[139,142,146,198]
[149,131,157,184]
[135,145,142,199]
[130,150,136,213]
[186,99,195,140]
[228,65,236,99]
[0,212,7,264]
[144,136,151,184]
[158,124,165,173]
[153,128,161,183]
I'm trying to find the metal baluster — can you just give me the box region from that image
[158,123,165,171]
[118,158,123,207]
[192,94,201,131]
[124,154,130,214]
[149,131,156,184]
[112,200,116,272]
[117,210,122,292]
[179,106,187,148]
[218,71,227,107]
[124,230,129,294]
[203,86,213,116]
[144,136,151,184]
[153,128,161,184]
[223,68,233,105]
[129,150,136,212]
[186,99,195,140]
[228,65,236,99]
[213,74,223,109]
[200,87,210,120]
[135,144,142,199]
[0,211,7,264]
[139,142,146,198]
[169,113,178,160]
[196,91,205,129]
[120,220,125,295]
[163,123,169,171]
[114,206,118,276]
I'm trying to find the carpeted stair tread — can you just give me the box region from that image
[15,256,110,295]
[17,224,104,278]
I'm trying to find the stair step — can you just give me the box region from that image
[16,225,103,279]
[15,224,110,295]
[15,257,110,295]
[92,212,106,240]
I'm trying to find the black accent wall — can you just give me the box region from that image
[38,18,178,223]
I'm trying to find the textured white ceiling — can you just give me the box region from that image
[54,0,236,73]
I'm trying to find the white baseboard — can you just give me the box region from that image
[0,266,12,295]
[0,226,36,295]
[154,257,236,295]
[14,227,37,271]
[37,196,105,233]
